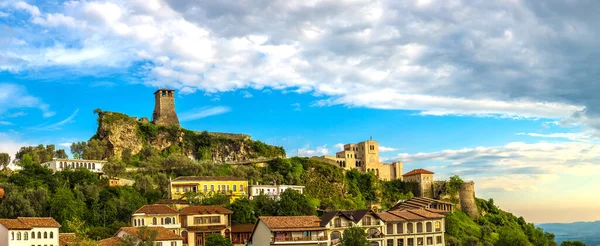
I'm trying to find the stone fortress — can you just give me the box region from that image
[321,138,403,181]
[152,88,180,127]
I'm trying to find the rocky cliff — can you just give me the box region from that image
[94,111,285,163]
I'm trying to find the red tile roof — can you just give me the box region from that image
[118,227,183,241]
[59,233,78,246]
[0,219,32,230]
[134,204,179,215]
[98,237,121,246]
[260,216,324,231]
[232,223,255,233]
[18,217,61,228]
[179,205,232,215]
[378,209,445,222]
[403,168,434,176]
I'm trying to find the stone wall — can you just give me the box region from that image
[459,181,479,219]
[153,89,180,127]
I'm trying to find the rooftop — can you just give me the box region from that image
[179,205,233,215]
[134,204,179,215]
[18,217,61,228]
[59,233,78,246]
[260,216,324,232]
[376,209,445,222]
[320,209,378,226]
[118,227,183,241]
[155,88,175,92]
[0,219,32,230]
[403,168,434,176]
[390,197,454,211]
[98,237,121,246]
[172,176,247,182]
[232,223,255,233]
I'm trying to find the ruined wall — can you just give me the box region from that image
[153,89,180,127]
[460,181,479,219]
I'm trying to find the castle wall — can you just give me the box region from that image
[459,181,479,219]
[153,89,180,127]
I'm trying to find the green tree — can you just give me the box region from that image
[228,198,256,224]
[0,190,36,218]
[121,148,132,164]
[253,194,277,216]
[276,189,315,216]
[82,139,108,160]
[71,142,87,159]
[205,234,233,246]
[561,241,586,246]
[103,161,126,178]
[339,227,369,246]
[55,149,68,159]
[50,188,86,225]
[118,227,157,246]
[0,152,10,170]
[495,228,531,246]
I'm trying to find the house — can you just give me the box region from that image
[155,199,190,210]
[376,209,446,246]
[389,197,454,213]
[131,204,181,234]
[179,205,233,246]
[248,184,304,199]
[59,233,77,246]
[320,209,385,245]
[103,227,183,246]
[41,159,105,174]
[231,223,254,246]
[0,217,61,246]
[251,216,328,246]
[403,169,435,197]
[169,176,248,202]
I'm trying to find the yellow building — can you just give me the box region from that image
[402,169,435,198]
[376,209,446,246]
[323,139,402,181]
[320,209,385,245]
[131,204,181,234]
[169,176,248,202]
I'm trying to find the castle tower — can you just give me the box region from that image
[459,181,479,219]
[152,88,180,127]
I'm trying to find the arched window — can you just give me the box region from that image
[93,163,96,169]
[50,232,53,238]
[17,232,21,240]
[153,217,157,225]
[182,231,188,244]
[397,223,403,234]
[376,169,379,176]
[426,222,432,232]
[224,229,231,238]
[407,223,413,233]
[31,232,35,239]
[165,217,171,224]
[11,232,14,240]
[44,232,47,238]
[331,231,342,240]
[161,218,164,225]
[435,221,441,231]
[416,222,423,233]
[24,232,28,240]
[38,232,41,238]
[133,219,137,226]
[59,162,63,168]
[142,219,145,226]
[173,217,176,224]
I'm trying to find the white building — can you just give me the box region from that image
[0,217,61,246]
[114,227,183,246]
[248,184,304,199]
[41,159,105,174]
[131,205,181,234]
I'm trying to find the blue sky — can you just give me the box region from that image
[1,0,600,223]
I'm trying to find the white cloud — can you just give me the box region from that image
[379,146,398,152]
[518,132,592,142]
[59,142,72,148]
[241,91,253,98]
[0,121,12,125]
[0,132,29,166]
[13,1,40,16]
[296,145,330,157]
[0,83,55,117]
[335,143,345,151]
[394,141,600,192]
[0,11,9,17]
[179,106,231,121]
[291,103,301,111]
[31,109,79,130]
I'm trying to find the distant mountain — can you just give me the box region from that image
[538,221,600,246]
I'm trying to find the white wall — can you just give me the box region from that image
[251,221,272,246]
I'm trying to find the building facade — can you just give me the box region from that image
[389,197,454,213]
[131,205,181,234]
[179,206,233,246]
[323,139,402,181]
[0,217,61,246]
[231,224,253,246]
[376,209,445,246]
[169,176,248,202]
[41,159,105,174]
[320,209,384,246]
[251,216,328,246]
[248,184,304,199]
[402,169,435,198]
[113,227,183,246]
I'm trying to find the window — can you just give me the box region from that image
[240,184,244,192]
[407,238,414,246]
[32,232,35,239]
[134,219,137,226]
[427,237,433,245]
[24,232,28,240]
[59,162,63,168]
[417,222,423,233]
[176,187,180,192]
[387,239,394,246]
[211,216,221,223]
[153,217,157,225]
[303,231,311,237]
[44,232,47,238]
[165,217,171,224]
[387,223,394,234]
[426,222,432,232]
[183,187,188,192]
[171,242,177,246]
[407,223,413,233]
[222,185,226,191]
[157,242,162,246]
[233,185,237,192]
[398,239,404,246]
[417,238,423,245]
[50,232,53,239]
[204,185,208,192]
[93,163,95,169]
[363,216,372,226]
[211,185,214,191]
[397,223,403,234]
[161,218,164,225]
[435,221,441,232]
[436,236,442,244]
[17,232,21,240]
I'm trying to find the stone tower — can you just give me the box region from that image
[459,181,479,219]
[152,88,180,127]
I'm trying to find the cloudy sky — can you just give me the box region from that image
[1,0,599,223]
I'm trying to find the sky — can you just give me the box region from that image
[1,0,599,224]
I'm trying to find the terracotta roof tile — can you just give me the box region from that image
[376,212,406,222]
[231,223,255,233]
[118,227,183,241]
[59,233,78,246]
[0,219,31,230]
[18,217,61,228]
[260,216,324,231]
[134,204,179,215]
[407,209,445,219]
[98,237,121,246]
[403,168,434,176]
[179,205,232,215]
[172,176,246,182]
[388,210,427,221]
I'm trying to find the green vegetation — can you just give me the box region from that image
[205,233,233,246]
[0,152,10,170]
[561,241,586,246]
[339,226,369,246]
[445,198,556,246]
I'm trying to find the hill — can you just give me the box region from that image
[538,221,600,246]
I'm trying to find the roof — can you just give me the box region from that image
[378,209,444,222]
[118,227,183,241]
[59,233,78,246]
[260,216,324,231]
[389,197,454,211]
[134,204,179,215]
[232,223,255,233]
[98,237,121,246]
[0,219,32,230]
[375,212,406,222]
[403,168,434,176]
[155,88,175,93]
[320,209,378,226]
[18,217,61,228]
[179,205,233,215]
[155,199,189,205]
[172,176,247,182]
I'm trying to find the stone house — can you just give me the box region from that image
[403,169,435,198]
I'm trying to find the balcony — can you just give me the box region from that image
[332,222,352,228]
[361,221,381,226]
[272,235,328,243]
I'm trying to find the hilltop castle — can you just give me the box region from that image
[152,88,180,127]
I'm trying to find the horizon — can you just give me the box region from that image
[2,0,600,224]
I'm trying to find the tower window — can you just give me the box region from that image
[162,91,167,97]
